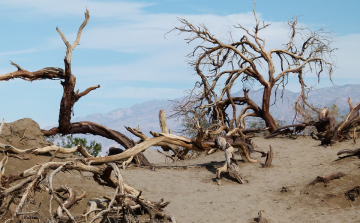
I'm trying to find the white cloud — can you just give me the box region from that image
[0,0,150,18]
[0,48,42,58]
[332,34,360,78]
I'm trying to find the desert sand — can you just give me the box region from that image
[0,119,359,222]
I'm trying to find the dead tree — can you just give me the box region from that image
[309,98,360,145]
[170,3,335,134]
[0,10,149,165]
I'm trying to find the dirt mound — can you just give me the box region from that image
[0,118,52,149]
[0,119,173,222]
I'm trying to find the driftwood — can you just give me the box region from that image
[0,157,175,222]
[0,155,8,184]
[263,145,273,168]
[126,110,188,160]
[337,148,360,157]
[308,171,345,187]
[216,143,245,185]
[0,143,92,158]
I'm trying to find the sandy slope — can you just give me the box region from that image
[125,137,360,223]
[1,119,359,222]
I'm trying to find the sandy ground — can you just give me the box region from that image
[126,137,360,223]
[1,119,360,222]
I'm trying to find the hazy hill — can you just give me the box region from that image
[72,84,360,153]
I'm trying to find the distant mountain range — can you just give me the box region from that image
[72,84,360,152]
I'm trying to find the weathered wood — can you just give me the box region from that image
[0,158,173,222]
[256,210,268,223]
[0,155,8,184]
[159,109,169,134]
[68,122,134,148]
[308,171,345,187]
[265,124,307,138]
[216,143,245,185]
[171,14,334,134]
[337,148,360,156]
[0,142,92,158]
[0,118,4,137]
[238,143,259,163]
[43,122,150,165]
[263,145,273,168]
[85,136,166,165]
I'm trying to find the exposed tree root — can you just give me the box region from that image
[263,145,273,168]
[216,143,246,185]
[308,171,346,187]
[0,159,175,222]
[337,148,360,157]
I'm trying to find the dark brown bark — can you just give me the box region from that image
[308,171,345,187]
[261,86,278,132]
[337,148,360,156]
[58,59,76,134]
[265,124,307,138]
[42,122,150,165]
[43,121,135,150]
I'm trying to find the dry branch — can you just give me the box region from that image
[0,142,92,158]
[238,143,259,163]
[216,143,245,185]
[308,171,345,187]
[85,136,166,165]
[0,155,8,184]
[170,12,335,134]
[0,157,174,222]
[337,148,360,157]
[263,145,273,168]
[0,119,5,137]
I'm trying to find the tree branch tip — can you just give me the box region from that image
[9,61,22,70]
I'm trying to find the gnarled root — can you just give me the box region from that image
[263,145,273,168]
[237,143,259,163]
[216,143,245,185]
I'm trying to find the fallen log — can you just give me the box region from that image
[308,171,346,187]
[337,148,360,156]
[265,124,307,138]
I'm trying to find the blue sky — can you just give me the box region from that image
[0,0,359,128]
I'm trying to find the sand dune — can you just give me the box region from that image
[1,119,359,222]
